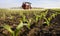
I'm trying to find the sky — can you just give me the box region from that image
[0,0,60,8]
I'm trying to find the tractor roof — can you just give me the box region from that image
[23,2,31,4]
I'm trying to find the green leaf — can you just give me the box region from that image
[3,24,14,34]
[15,21,24,36]
[16,21,24,30]
[44,18,50,26]
[27,23,30,29]
[27,19,32,29]
[35,16,39,22]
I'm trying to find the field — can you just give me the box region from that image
[0,9,60,36]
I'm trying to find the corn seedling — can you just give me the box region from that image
[34,12,43,22]
[44,12,58,26]
[3,24,14,36]
[26,18,32,29]
[2,20,31,36]
[22,15,28,22]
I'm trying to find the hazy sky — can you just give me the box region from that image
[0,0,60,8]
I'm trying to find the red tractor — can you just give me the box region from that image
[22,2,32,9]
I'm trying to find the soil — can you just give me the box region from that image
[0,9,60,36]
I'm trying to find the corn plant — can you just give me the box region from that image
[21,15,28,23]
[44,12,58,26]
[22,15,26,21]
[2,20,31,36]
[3,24,14,36]
[34,12,43,22]
[26,18,32,29]
[35,15,39,22]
